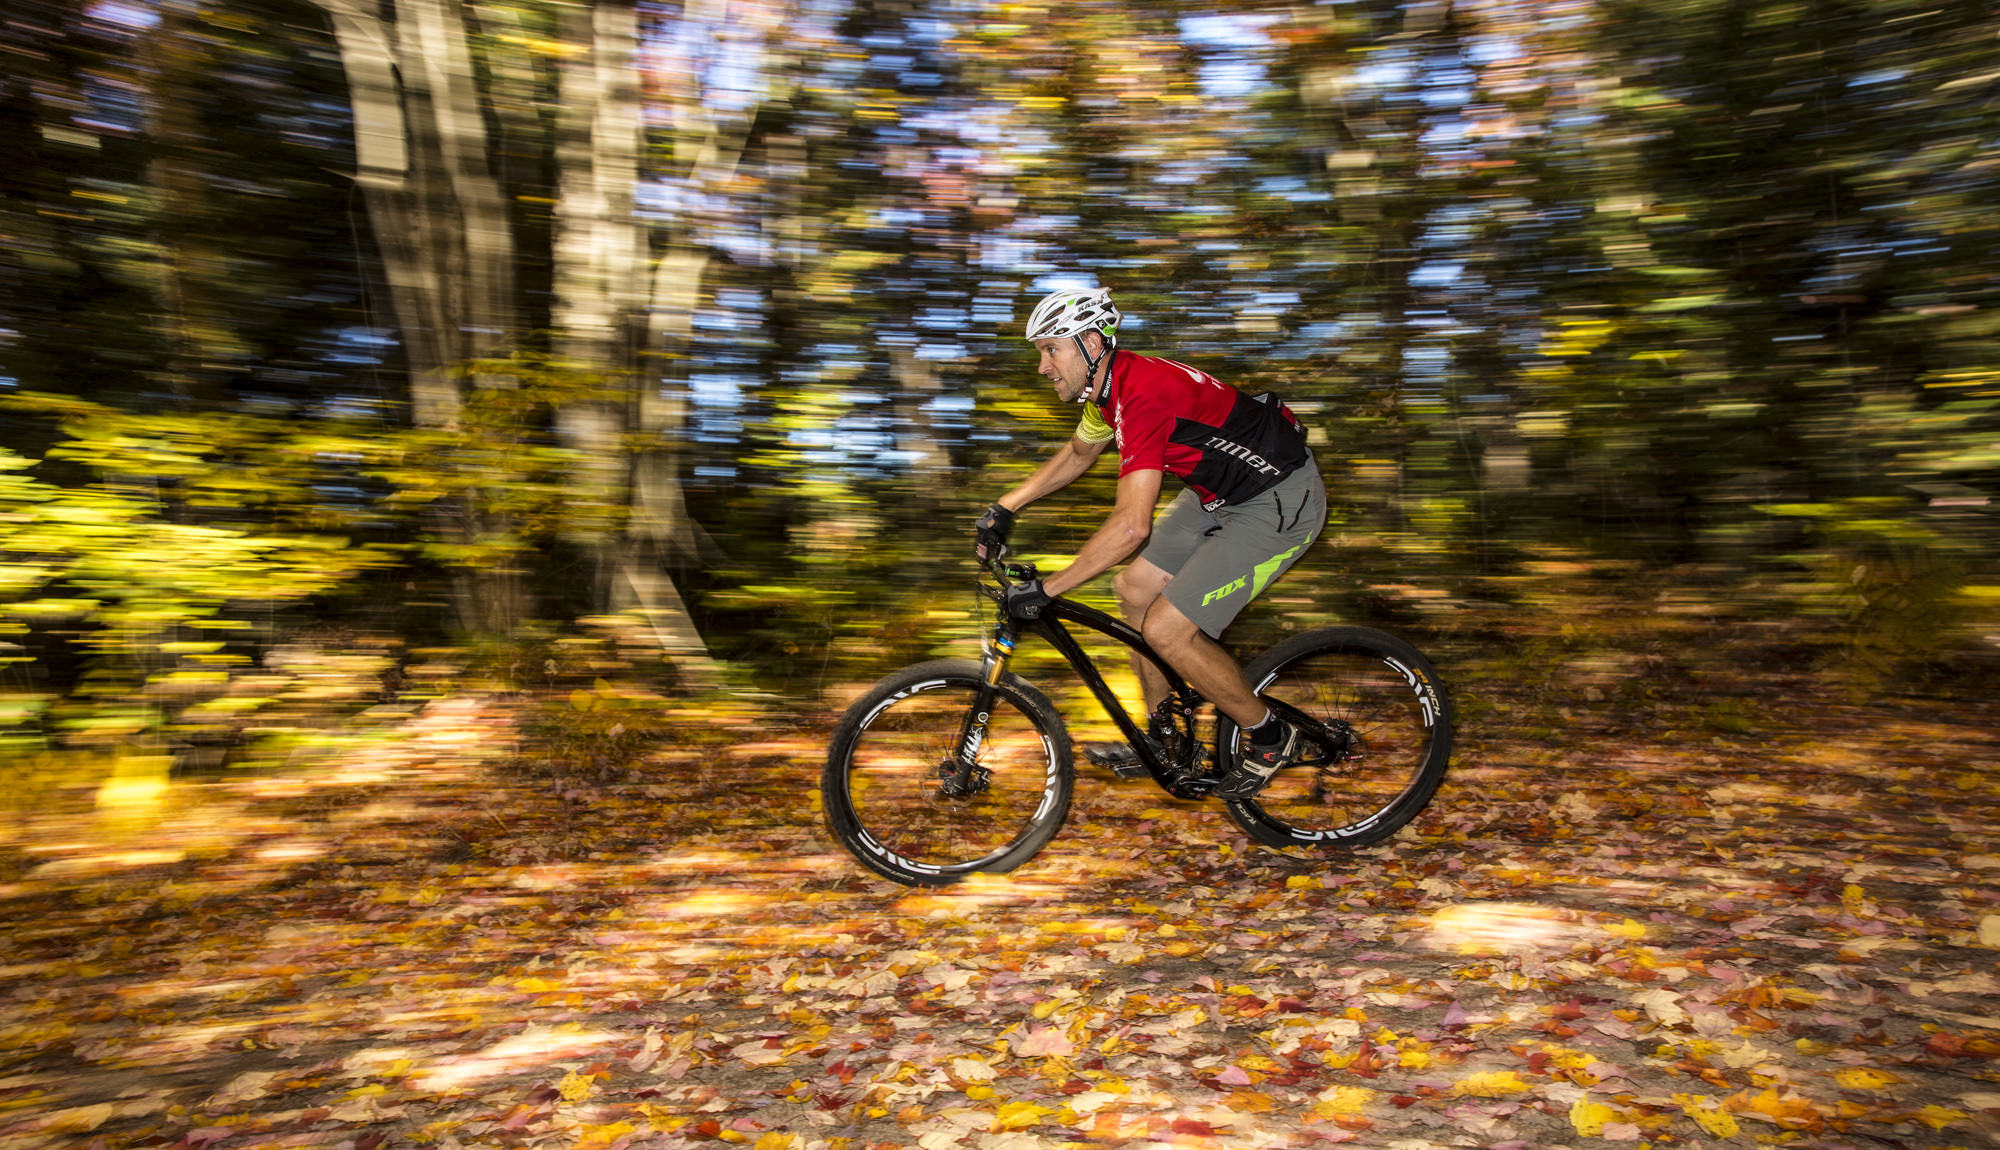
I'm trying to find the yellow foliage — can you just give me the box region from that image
[1832,1067,1903,1091]
[1674,1093,1741,1138]
[576,1121,639,1149]
[1315,1085,1376,1117]
[556,1070,595,1102]
[1452,1070,1532,1097]
[1914,1104,1969,1130]
[1569,1094,1620,1137]
[993,1100,1059,1130]
[1741,1087,1823,1128]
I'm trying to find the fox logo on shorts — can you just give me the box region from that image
[1202,576,1247,606]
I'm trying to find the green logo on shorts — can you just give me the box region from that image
[1202,576,1248,606]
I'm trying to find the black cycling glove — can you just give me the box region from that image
[974,502,1015,562]
[1003,578,1050,621]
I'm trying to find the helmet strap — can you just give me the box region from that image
[1072,333,1116,407]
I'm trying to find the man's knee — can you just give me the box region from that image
[1139,594,1200,652]
[1114,560,1170,614]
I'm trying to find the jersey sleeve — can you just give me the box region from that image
[1074,402,1114,445]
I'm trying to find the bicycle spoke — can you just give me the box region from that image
[825,665,1070,884]
[1224,628,1452,848]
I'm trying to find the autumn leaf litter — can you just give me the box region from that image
[0,687,1997,1149]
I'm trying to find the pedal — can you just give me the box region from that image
[1084,744,1151,780]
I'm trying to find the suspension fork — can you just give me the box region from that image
[940,621,1016,797]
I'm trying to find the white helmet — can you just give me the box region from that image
[1024,287,1120,345]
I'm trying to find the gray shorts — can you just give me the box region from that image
[1143,458,1327,638]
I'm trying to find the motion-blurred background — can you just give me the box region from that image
[3,0,1995,797]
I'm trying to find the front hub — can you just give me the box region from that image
[936,758,992,799]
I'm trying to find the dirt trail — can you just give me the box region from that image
[1,684,1996,1149]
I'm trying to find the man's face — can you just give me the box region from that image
[1033,332,1103,403]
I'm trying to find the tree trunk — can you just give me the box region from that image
[314,0,525,632]
[551,0,719,679]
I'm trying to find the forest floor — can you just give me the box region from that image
[2,599,1999,1150]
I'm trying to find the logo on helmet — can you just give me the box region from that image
[1025,287,1120,344]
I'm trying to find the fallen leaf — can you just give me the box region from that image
[1832,1067,1902,1091]
[1453,1070,1533,1097]
[556,1069,596,1102]
[1011,1025,1075,1058]
[1571,1094,1620,1137]
[1674,1092,1741,1138]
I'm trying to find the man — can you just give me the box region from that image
[973,286,1327,798]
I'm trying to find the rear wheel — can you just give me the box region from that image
[1216,627,1452,849]
[822,659,1073,886]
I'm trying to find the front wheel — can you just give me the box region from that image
[1216,627,1452,849]
[822,659,1073,886]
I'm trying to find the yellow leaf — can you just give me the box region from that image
[1915,1104,1969,1131]
[1674,1093,1741,1138]
[1744,1087,1822,1125]
[1286,875,1321,889]
[557,1070,595,1102]
[39,1104,114,1134]
[1605,918,1648,940]
[1453,1070,1532,1097]
[1832,1067,1903,1091]
[577,1121,639,1149]
[1315,1085,1376,1117]
[752,1134,801,1150]
[1570,1095,1619,1137]
[993,1100,1055,1130]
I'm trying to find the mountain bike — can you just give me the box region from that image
[821,552,1453,886]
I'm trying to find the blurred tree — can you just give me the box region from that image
[1583,0,1998,673]
[2,0,1993,706]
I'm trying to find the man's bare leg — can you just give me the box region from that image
[1137,596,1269,730]
[1114,559,1174,712]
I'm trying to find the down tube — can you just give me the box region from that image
[1034,600,1183,760]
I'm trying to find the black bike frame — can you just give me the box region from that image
[974,590,1216,799]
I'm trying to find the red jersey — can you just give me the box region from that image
[1075,351,1311,511]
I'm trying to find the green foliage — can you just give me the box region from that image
[1763,498,1975,688]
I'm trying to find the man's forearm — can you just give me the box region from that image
[999,438,1097,512]
[1044,469,1163,598]
[1044,514,1147,597]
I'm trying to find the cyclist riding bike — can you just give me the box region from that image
[975,286,1328,798]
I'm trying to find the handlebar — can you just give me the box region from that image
[979,545,1038,593]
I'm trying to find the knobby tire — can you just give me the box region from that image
[1215,627,1453,849]
[822,659,1074,886]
